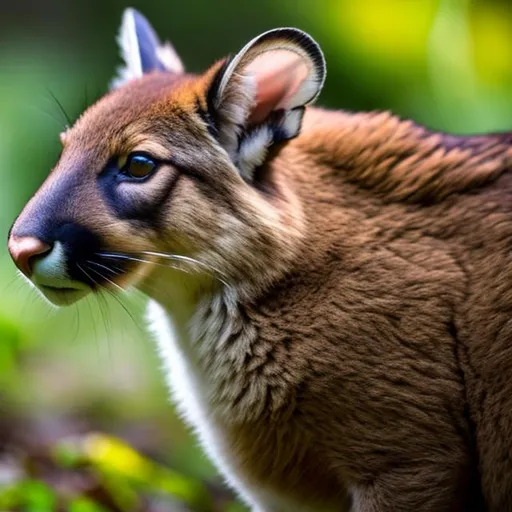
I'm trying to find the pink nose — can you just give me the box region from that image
[8,235,52,277]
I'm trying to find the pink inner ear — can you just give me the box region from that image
[245,50,309,125]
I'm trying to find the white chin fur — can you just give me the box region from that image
[30,241,91,306]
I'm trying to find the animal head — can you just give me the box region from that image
[8,8,326,306]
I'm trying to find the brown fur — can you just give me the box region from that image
[11,62,512,510]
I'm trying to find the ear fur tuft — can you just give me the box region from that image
[110,8,184,90]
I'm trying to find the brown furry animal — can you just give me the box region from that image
[8,8,512,511]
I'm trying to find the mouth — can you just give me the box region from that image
[31,272,92,306]
[37,283,92,306]
[43,284,82,292]
[30,258,134,306]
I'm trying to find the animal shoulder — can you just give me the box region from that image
[290,108,512,204]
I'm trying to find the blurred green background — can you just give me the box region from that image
[1,0,512,510]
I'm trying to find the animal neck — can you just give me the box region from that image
[138,266,213,330]
[139,266,280,422]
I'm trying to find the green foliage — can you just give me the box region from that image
[0,433,232,511]
[0,480,57,512]
[56,433,213,510]
[69,499,109,512]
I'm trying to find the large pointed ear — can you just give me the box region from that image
[206,28,326,180]
[110,8,184,90]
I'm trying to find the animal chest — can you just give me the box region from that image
[147,299,344,511]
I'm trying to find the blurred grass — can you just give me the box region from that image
[1,0,512,510]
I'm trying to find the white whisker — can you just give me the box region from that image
[86,260,126,293]
[92,248,233,295]
[99,252,170,267]
[97,250,230,288]
[139,251,229,279]
[100,252,194,277]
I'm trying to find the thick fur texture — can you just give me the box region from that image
[142,105,512,511]
[9,17,512,512]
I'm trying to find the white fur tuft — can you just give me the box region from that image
[238,126,273,179]
[110,8,185,90]
[156,43,185,74]
[111,8,143,89]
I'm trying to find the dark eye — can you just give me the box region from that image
[121,153,157,179]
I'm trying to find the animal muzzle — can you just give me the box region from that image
[8,213,105,305]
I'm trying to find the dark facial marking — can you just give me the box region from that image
[98,157,180,230]
[11,171,84,243]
